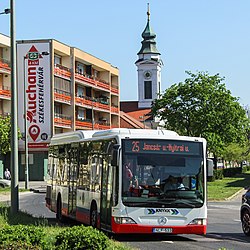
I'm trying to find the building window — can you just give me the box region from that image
[54,54,61,66]
[144,81,152,99]
[76,62,85,75]
[54,104,62,115]
[77,107,85,120]
[54,77,71,95]
[93,69,99,78]
[77,86,84,97]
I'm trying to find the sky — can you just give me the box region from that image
[1,0,250,106]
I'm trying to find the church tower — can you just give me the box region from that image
[135,4,163,109]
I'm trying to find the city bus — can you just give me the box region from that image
[45,128,213,234]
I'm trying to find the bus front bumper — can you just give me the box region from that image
[111,217,206,235]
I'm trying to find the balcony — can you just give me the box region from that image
[75,118,93,129]
[111,84,119,94]
[54,89,71,104]
[93,98,110,111]
[54,64,71,79]
[75,118,110,130]
[54,113,72,128]
[0,58,11,73]
[75,95,92,107]
[111,123,119,128]
[0,86,11,100]
[75,72,110,91]
[94,120,110,130]
[111,105,119,114]
[75,95,110,111]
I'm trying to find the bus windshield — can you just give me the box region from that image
[122,139,204,208]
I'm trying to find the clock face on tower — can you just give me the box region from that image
[144,70,152,79]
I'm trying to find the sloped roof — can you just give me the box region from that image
[120,101,152,121]
[120,111,147,129]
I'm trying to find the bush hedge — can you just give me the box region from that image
[55,225,110,250]
[208,165,250,182]
[0,224,45,248]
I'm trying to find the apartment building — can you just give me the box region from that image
[0,35,120,180]
[0,34,11,117]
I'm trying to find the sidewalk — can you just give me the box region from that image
[19,181,47,192]
[0,181,47,203]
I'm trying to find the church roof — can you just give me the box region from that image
[137,5,160,55]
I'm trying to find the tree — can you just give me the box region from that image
[151,71,250,159]
[0,115,21,155]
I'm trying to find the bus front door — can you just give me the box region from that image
[68,146,78,217]
[100,162,113,231]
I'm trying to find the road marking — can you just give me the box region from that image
[186,235,223,242]
[208,204,239,210]
[162,241,174,244]
[234,219,241,222]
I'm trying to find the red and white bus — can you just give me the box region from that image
[45,128,212,234]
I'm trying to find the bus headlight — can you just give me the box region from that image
[114,217,136,224]
[188,219,206,225]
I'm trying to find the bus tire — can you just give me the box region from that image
[56,195,64,222]
[90,203,98,228]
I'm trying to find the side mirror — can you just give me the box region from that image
[207,159,214,177]
[111,144,120,167]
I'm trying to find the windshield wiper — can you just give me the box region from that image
[172,200,196,208]
[123,202,159,207]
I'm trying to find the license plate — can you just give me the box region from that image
[153,228,173,233]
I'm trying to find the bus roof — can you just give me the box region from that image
[50,128,205,146]
[92,128,179,137]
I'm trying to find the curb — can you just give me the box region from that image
[225,188,245,201]
[30,188,46,193]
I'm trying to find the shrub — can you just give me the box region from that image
[223,167,242,177]
[213,169,224,180]
[0,241,41,250]
[0,225,45,247]
[55,225,110,250]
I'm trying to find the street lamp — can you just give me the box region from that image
[0,8,10,15]
[23,51,49,190]
[10,0,19,214]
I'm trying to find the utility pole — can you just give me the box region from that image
[10,0,19,214]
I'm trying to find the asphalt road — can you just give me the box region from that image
[9,190,250,249]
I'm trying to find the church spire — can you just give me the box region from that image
[147,3,150,21]
[137,3,160,55]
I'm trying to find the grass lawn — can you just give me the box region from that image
[207,171,250,200]
[0,187,28,194]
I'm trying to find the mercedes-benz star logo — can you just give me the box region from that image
[158,216,167,225]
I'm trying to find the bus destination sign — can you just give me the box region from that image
[123,139,202,156]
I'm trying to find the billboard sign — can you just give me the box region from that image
[17,41,51,150]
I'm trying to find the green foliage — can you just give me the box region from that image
[222,143,246,163]
[208,171,250,200]
[0,205,49,226]
[213,169,224,181]
[223,167,242,177]
[0,205,131,250]
[0,116,22,155]
[0,224,45,247]
[0,241,41,250]
[55,225,110,250]
[151,71,250,158]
